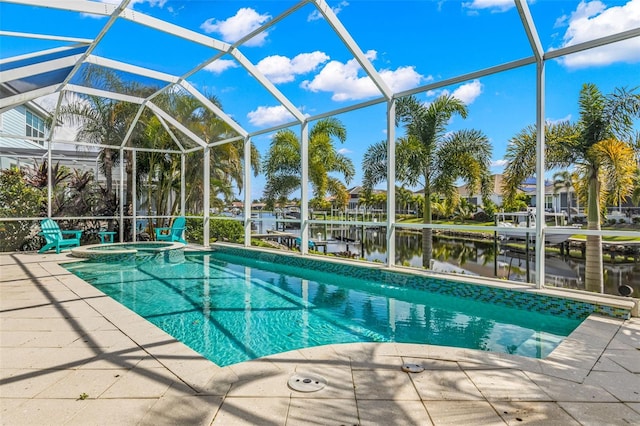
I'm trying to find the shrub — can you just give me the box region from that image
[0,168,44,252]
[185,217,244,244]
[211,218,244,243]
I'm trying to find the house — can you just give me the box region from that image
[346,185,387,212]
[0,101,116,186]
[0,99,51,170]
[457,174,505,207]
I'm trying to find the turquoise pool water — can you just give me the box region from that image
[65,251,584,366]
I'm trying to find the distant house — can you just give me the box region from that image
[457,174,505,207]
[347,186,365,211]
[346,185,387,212]
[0,101,109,184]
[0,100,51,170]
[519,177,580,214]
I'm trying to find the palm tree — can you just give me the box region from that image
[362,94,493,268]
[87,87,258,222]
[553,170,575,222]
[503,83,640,292]
[632,168,640,207]
[59,66,155,228]
[262,118,355,209]
[396,186,413,215]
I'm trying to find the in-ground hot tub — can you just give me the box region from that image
[71,241,185,263]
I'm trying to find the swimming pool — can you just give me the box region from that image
[65,247,607,366]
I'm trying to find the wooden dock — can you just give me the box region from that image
[567,238,640,262]
[252,230,328,253]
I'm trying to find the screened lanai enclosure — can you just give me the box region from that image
[1,0,639,297]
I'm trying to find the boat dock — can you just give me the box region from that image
[567,238,640,262]
[252,230,329,253]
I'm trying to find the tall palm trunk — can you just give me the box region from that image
[585,174,603,292]
[422,183,432,268]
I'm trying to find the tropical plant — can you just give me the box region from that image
[396,186,414,215]
[0,167,44,251]
[23,160,71,190]
[57,66,151,233]
[632,168,640,206]
[362,94,493,268]
[262,118,355,210]
[452,199,475,224]
[149,91,260,216]
[503,83,640,292]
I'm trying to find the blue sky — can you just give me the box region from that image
[2,0,639,201]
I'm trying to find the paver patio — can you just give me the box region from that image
[1,251,639,425]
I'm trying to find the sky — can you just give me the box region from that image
[2,0,640,201]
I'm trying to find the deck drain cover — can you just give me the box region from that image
[401,363,425,373]
[288,373,328,392]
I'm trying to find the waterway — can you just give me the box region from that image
[251,213,640,298]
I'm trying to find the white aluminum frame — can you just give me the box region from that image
[1,0,638,292]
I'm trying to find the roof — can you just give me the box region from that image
[457,174,505,197]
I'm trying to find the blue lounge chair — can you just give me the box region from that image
[38,218,82,254]
[155,216,187,244]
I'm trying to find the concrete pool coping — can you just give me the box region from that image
[1,250,639,425]
[70,241,186,259]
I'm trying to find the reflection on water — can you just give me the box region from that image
[251,214,639,297]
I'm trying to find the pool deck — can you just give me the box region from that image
[1,251,639,425]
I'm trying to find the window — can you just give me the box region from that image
[545,195,554,211]
[26,110,45,145]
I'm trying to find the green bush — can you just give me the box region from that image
[0,168,44,251]
[211,218,244,243]
[185,217,203,243]
[185,217,244,244]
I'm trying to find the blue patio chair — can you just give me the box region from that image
[38,218,83,254]
[155,216,187,244]
[295,237,315,250]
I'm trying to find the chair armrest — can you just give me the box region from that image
[155,227,170,236]
[61,230,83,238]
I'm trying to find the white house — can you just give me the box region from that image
[0,100,51,170]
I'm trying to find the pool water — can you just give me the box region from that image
[65,251,583,366]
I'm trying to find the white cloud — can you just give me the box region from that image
[462,0,515,13]
[256,52,330,84]
[204,59,239,74]
[547,114,572,125]
[337,148,353,154]
[491,159,508,168]
[201,8,271,47]
[247,105,296,126]
[82,0,166,18]
[428,80,484,105]
[308,1,349,21]
[556,0,640,68]
[130,0,167,7]
[451,80,483,104]
[301,50,427,101]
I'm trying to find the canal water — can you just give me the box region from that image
[251,214,640,297]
